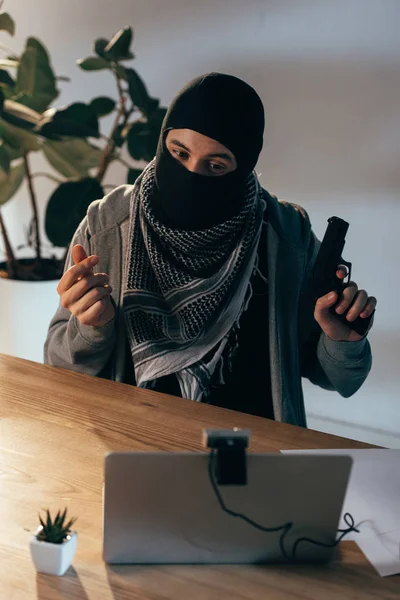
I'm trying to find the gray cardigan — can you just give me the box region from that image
[44,185,372,427]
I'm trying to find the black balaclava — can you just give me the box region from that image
[152,72,265,230]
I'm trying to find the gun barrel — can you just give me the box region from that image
[327,216,349,240]
[312,216,349,281]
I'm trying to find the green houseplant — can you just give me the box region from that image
[0,4,166,282]
[30,508,78,576]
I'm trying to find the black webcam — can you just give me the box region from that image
[203,428,251,485]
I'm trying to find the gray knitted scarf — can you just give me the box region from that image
[122,160,265,401]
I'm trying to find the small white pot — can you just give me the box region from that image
[30,532,77,576]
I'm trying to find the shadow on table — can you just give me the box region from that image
[36,566,89,599]
[106,564,154,599]
[104,552,400,600]
[106,563,205,600]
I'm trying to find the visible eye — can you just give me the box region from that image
[208,162,227,174]
[172,149,189,160]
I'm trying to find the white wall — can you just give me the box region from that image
[2,0,399,446]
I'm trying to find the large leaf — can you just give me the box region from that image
[115,64,128,81]
[1,143,23,160]
[126,67,149,107]
[0,162,25,206]
[145,107,166,159]
[42,138,102,179]
[0,12,15,36]
[76,56,110,71]
[127,108,166,161]
[37,103,100,139]
[126,68,158,116]
[103,27,134,61]
[149,107,167,132]
[94,38,110,59]
[127,168,142,184]
[2,99,40,130]
[45,177,104,247]
[0,132,23,160]
[0,141,10,173]
[0,69,15,88]
[89,96,115,117]
[0,59,18,69]
[112,123,130,148]
[0,99,41,154]
[127,120,149,160]
[15,37,58,113]
[0,118,40,153]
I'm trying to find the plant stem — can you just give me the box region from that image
[96,71,133,184]
[96,102,124,183]
[23,154,41,261]
[0,209,17,277]
[114,68,126,104]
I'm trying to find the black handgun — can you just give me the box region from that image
[310,216,374,336]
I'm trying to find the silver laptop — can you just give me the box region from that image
[103,452,352,564]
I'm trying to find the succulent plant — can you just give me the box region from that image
[36,508,77,545]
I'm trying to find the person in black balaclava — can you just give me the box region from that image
[120,72,374,417]
[47,72,376,428]
[118,73,271,414]
[152,72,265,230]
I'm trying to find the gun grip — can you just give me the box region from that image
[331,307,375,336]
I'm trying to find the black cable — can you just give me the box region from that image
[207,449,359,562]
[291,512,359,559]
[208,450,293,559]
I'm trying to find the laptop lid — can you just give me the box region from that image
[103,452,352,564]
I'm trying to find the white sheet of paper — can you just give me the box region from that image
[280,449,400,576]
[357,529,400,577]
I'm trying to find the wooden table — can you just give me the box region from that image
[0,353,398,599]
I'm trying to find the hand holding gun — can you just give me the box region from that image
[310,217,377,341]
